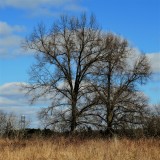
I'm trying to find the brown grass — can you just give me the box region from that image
[0,137,159,160]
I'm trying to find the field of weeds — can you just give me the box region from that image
[0,137,159,160]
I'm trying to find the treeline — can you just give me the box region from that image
[0,105,160,139]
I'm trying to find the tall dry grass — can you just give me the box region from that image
[0,137,159,160]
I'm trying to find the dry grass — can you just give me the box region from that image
[0,137,159,160]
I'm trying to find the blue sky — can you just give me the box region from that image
[0,0,160,128]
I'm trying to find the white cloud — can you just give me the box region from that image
[64,4,87,12]
[0,97,16,106]
[0,21,25,36]
[0,82,61,128]
[0,82,52,106]
[0,82,26,96]
[0,82,30,107]
[0,0,86,17]
[0,0,72,9]
[146,53,160,73]
[0,82,46,128]
[0,21,31,58]
[0,35,22,47]
[129,49,160,73]
[0,35,23,58]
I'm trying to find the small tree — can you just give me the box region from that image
[144,104,160,137]
[0,111,7,136]
[0,111,19,137]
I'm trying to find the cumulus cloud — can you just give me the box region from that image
[0,21,31,58]
[0,82,52,106]
[0,35,23,58]
[0,0,86,17]
[0,82,29,107]
[0,82,48,128]
[130,49,160,73]
[0,21,25,35]
[0,82,26,96]
[64,4,87,12]
[0,0,71,9]
[146,53,160,73]
[0,81,66,128]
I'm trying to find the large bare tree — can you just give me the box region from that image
[24,14,104,132]
[91,33,151,135]
[24,14,151,134]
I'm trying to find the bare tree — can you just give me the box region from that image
[24,14,151,134]
[0,111,7,136]
[90,33,151,135]
[24,14,104,132]
[144,104,160,137]
[0,111,20,137]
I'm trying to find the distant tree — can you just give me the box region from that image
[0,111,7,136]
[24,14,105,132]
[0,111,19,136]
[144,104,160,137]
[90,33,151,135]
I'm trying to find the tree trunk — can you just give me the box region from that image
[70,99,77,133]
[106,109,114,136]
[106,60,113,136]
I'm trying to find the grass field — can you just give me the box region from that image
[0,137,159,160]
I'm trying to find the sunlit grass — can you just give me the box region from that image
[0,137,159,160]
